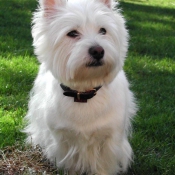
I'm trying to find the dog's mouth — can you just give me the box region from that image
[86,61,104,67]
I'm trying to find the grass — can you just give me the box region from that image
[0,0,175,174]
[120,0,175,174]
[0,0,38,147]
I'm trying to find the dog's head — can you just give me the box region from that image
[32,0,128,90]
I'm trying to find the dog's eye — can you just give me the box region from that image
[67,30,79,38]
[99,28,106,35]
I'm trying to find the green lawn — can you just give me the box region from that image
[0,0,175,174]
[0,0,38,147]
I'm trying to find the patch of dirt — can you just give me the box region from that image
[0,144,63,175]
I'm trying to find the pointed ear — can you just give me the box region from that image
[39,0,65,7]
[39,0,65,15]
[99,0,113,9]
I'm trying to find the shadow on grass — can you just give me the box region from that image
[120,2,175,174]
[125,62,175,175]
[120,1,175,60]
[0,0,37,56]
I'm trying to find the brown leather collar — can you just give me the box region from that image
[60,84,102,103]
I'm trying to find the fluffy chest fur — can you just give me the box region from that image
[36,65,128,133]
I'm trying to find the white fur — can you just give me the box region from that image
[24,0,137,174]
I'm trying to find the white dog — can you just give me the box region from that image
[24,0,137,174]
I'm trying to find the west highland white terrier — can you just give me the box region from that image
[24,0,137,174]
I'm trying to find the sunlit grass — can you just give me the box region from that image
[0,56,38,147]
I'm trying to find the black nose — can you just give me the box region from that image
[89,46,104,60]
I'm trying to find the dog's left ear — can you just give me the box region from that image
[99,0,113,9]
[39,0,66,16]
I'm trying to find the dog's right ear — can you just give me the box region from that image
[39,0,66,16]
